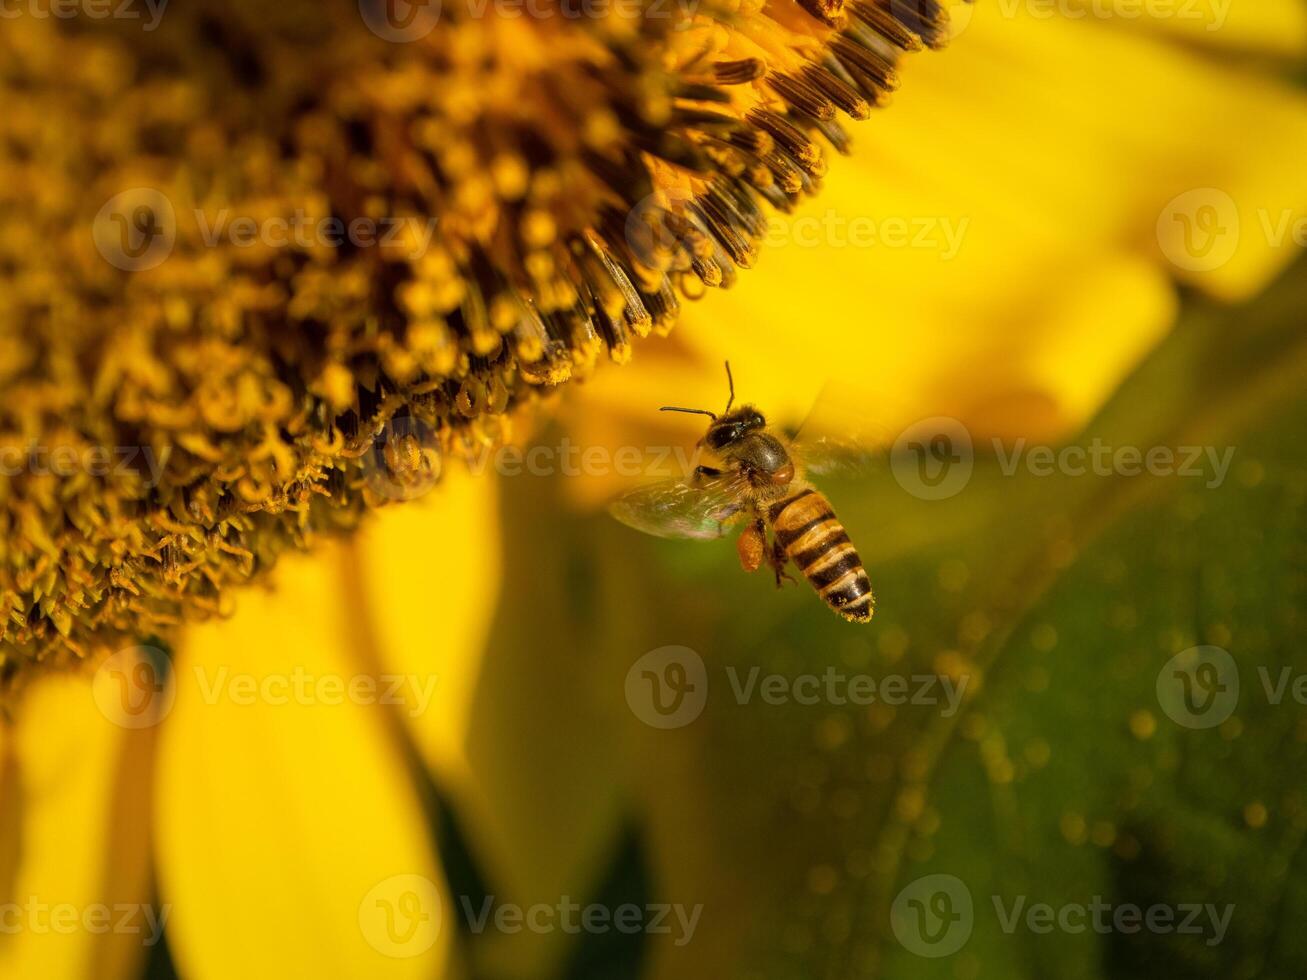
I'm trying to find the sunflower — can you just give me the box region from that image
[2,1,1307,979]
[0,0,955,671]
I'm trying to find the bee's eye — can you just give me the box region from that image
[708,423,745,449]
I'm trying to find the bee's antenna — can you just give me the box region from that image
[660,406,718,419]
[723,361,735,414]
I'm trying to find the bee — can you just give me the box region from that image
[610,363,874,623]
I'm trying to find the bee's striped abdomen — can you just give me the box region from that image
[768,487,873,623]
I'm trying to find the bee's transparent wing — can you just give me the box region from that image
[608,474,748,541]
[786,383,890,478]
[790,433,881,478]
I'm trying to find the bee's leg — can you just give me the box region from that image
[712,501,743,537]
[767,531,797,588]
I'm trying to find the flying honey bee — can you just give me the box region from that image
[610,363,874,623]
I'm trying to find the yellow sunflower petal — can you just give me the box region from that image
[354,469,630,976]
[0,671,155,980]
[154,541,456,980]
[351,469,500,801]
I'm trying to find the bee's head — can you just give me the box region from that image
[704,406,766,451]
[660,361,764,452]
